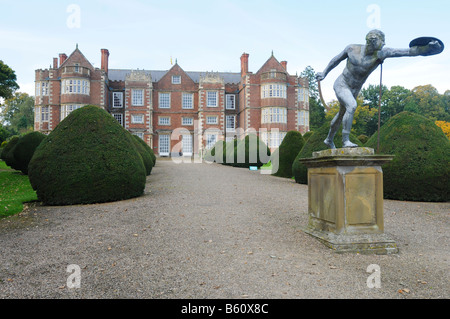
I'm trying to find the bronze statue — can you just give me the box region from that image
[317,30,443,149]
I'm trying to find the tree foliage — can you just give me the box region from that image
[300,66,326,130]
[0,60,19,100]
[1,92,35,134]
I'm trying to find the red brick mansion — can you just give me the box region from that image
[34,46,309,156]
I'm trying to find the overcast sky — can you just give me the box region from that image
[1,0,449,102]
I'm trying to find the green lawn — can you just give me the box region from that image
[0,160,38,217]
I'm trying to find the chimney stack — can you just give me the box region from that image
[101,49,109,73]
[240,53,249,76]
[53,58,58,69]
[59,53,67,66]
[281,61,287,71]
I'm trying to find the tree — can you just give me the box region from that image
[0,60,19,100]
[0,124,9,143]
[381,85,411,121]
[300,66,326,130]
[404,85,449,121]
[360,84,388,110]
[0,92,35,134]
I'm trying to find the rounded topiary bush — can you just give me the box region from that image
[302,131,313,142]
[131,134,154,175]
[233,134,271,168]
[204,140,224,163]
[365,111,450,202]
[292,124,362,184]
[222,139,239,166]
[358,134,369,144]
[1,136,20,169]
[11,131,46,174]
[272,131,305,178]
[28,105,147,205]
[132,135,156,167]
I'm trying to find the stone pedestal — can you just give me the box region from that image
[299,147,398,254]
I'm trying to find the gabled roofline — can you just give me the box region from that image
[59,45,95,70]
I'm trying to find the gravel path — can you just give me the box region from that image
[0,158,448,299]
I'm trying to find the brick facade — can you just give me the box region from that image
[34,46,309,156]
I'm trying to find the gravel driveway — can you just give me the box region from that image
[0,158,448,299]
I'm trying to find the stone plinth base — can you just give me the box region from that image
[299,147,398,254]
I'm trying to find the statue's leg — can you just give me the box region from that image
[341,94,358,148]
[324,107,345,149]
[335,80,358,148]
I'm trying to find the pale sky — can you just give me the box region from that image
[1,0,449,102]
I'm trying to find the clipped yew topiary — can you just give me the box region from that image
[272,131,305,178]
[28,105,146,205]
[11,131,46,174]
[233,134,271,168]
[302,131,313,142]
[366,111,450,202]
[132,134,156,167]
[1,136,20,169]
[292,124,362,184]
[131,134,154,175]
[204,140,226,163]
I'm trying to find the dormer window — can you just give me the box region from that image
[172,75,181,84]
[74,63,80,72]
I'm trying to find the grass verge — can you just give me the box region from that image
[0,160,37,217]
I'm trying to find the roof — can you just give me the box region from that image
[108,69,241,84]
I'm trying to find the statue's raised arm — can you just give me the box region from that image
[380,38,443,59]
[317,30,444,149]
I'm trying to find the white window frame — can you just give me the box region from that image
[41,106,49,122]
[133,132,144,140]
[61,104,83,120]
[226,94,235,109]
[62,79,90,95]
[261,107,287,124]
[206,116,218,125]
[113,113,123,126]
[35,82,40,96]
[159,134,170,156]
[35,106,41,122]
[132,89,144,106]
[261,83,287,99]
[206,134,218,150]
[182,134,193,156]
[261,131,287,149]
[113,92,123,108]
[172,75,181,84]
[159,92,171,109]
[298,87,309,103]
[158,116,171,125]
[41,82,49,96]
[131,114,144,124]
[226,115,236,132]
[207,91,218,107]
[182,93,194,109]
[298,110,309,126]
[182,117,194,126]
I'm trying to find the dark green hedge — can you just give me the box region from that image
[292,124,362,184]
[28,105,147,205]
[366,112,450,202]
[131,134,154,175]
[132,134,156,167]
[1,136,20,168]
[231,134,271,168]
[11,131,46,174]
[272,131,305,178]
